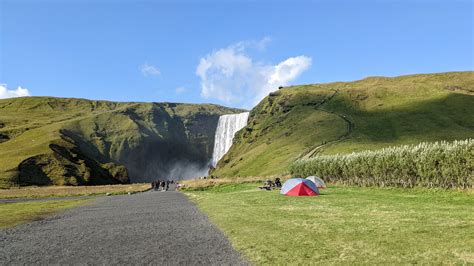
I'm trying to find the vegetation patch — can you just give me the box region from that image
[185,183,474,264]
[0,199,89,228]
[180,176,290,191]
[0,183,150,199]
[290,139,473,189]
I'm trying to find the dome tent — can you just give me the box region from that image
[306,176,326,189]
[281,178,319,196]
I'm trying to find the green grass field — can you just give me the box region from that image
[0,199,89,228]
[185,183,474,264]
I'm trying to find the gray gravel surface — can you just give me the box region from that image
[0,191,248,265]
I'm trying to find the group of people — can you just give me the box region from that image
[258,178,282,191]
[151,180,175,191]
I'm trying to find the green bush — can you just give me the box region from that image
[289,139,473,189]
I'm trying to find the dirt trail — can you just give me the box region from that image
[301,89,355,159]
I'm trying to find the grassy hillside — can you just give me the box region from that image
[213,71,474,177]
[0,97,241,188]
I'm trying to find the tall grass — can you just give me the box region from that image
[290,139,473,189]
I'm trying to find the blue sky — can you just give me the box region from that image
[0,0,472,108]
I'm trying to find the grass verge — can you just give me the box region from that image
[0,183,150,199]
[0,199,89,228]
[180,176,289,191]
[185,183,474,264]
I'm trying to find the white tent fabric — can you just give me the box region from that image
[306,176,326,188]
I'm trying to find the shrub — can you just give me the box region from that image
[289,139,473,189]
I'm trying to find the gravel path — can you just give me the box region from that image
[0,191,247,265]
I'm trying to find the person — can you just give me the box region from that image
[166,180,170,191]
[160,181,166,191]
[267,180,275,189]
[258,180,273,191]
[274,178,282,189]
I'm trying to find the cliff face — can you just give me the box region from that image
[0,97,241,187]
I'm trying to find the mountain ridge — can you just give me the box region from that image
[1,71,472,186]
[0,97,243,187]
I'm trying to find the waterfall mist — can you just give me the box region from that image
[83,110,250,183]
[121,139,212,182]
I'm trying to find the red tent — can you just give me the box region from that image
[280,178,320,196]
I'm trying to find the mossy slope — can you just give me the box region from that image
[0,97,240,187]
[213,71,474,177]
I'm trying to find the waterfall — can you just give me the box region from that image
[211,112,249,167]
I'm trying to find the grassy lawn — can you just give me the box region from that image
[0,183,150,199]
[0,199,89,228]
[185,184,474,264]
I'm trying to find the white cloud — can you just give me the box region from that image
[0,84,31,99]
[232,36,272,52]
[175,87,187,94]
[140,63,161,76]
[256,56,312,102]
[254,36,272,51]
[196,40,311,107]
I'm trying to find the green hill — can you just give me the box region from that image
[213,71,474,177]
[0,97,241,188]
[2,72,472,186]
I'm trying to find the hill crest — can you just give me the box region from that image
[212,71,474,177]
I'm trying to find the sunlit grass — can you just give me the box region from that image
[0,183,150,199]
[0,199,89,228]
[186,183,474,264]
[290,139,473,189]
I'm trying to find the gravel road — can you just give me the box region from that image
[0,191,247,265]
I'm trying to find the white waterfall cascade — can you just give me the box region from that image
[211,112,250,167]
